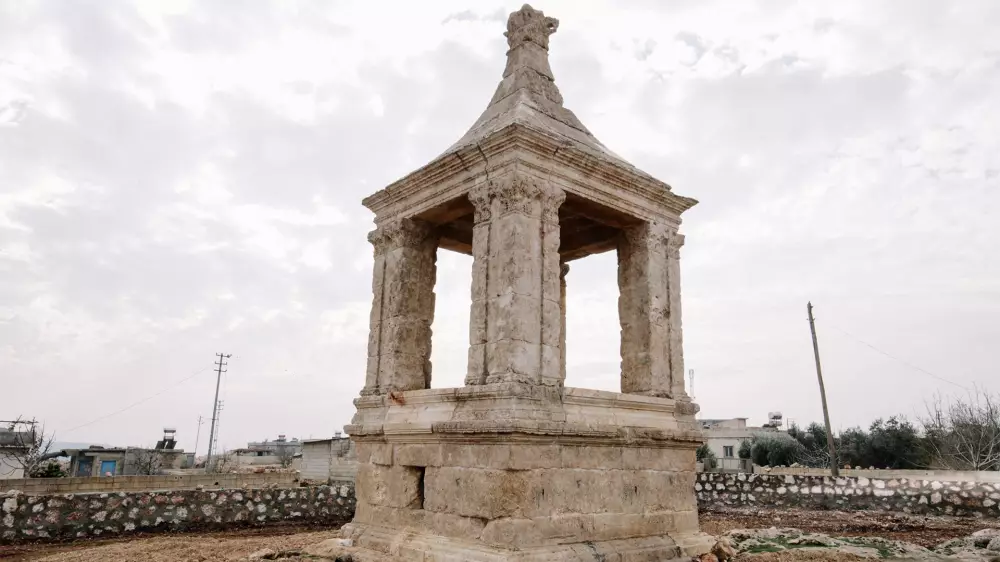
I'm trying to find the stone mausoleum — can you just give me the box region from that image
[343,5,713,560]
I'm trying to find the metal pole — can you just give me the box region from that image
[807,302,839,477]
[205,353,230,472]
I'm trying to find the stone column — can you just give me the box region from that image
[666,232,688,399]
[559,263,569,385]
[617,221,676,397]
[362,218,438,395]
[465,183,493,386]
[465,172,565,386]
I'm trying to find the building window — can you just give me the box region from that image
[723,446,734,458]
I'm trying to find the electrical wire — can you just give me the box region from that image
[61,364,214,435]
[828,325,970,391]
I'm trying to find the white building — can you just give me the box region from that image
[700,413,784,471]
[0,451,25,479]
[232,435,303,467]
[0,426,32,480]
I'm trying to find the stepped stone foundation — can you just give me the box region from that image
[342,4,713,560]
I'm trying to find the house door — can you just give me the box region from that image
[76,458,93,476]
[100,460,117,476]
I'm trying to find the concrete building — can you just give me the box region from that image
[232,435,302,467]
[53,446,189,476]
[48,430,190,476]
[300,434,357,483]
[700,414,784,471]
[246,435,302,455]
[0,427,32,479]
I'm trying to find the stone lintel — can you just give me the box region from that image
[362,124,695,226]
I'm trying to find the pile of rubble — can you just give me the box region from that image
[691,527,1000,561]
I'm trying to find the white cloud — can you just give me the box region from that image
[0,0,997,449]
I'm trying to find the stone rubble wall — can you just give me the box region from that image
[697,472,1000,517]
[0,472,298,495]
[1,484,355,544]
[752,465,1000,484]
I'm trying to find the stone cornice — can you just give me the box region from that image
[362,124,697,225]
[347,421,703,448]
[345,384,705,447]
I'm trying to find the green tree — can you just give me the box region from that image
[696,443,717,469]
[738,439,752,460]
[30,461,66,478]
[787,417,929,469]
[837,426,870,467]
[750,435,804,467]
[787,422,832,467]
[867,416,928,469]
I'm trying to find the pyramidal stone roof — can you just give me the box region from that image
[364,4,694,219]
[438,5,662,182]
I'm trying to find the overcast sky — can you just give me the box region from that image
[2,0,998,454]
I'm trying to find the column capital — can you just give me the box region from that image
[469,173,565,223]
[469,182,493,224]
[622,222,683,256]
[666,231,685,259]
[368,218,436,255]
[540,182,565,224]
[560,262,570,279]
[495,173,542,216]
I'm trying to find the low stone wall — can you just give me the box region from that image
[1,484,355,543]
[0,472,297,495]
[697,472,1000,517]
[753,465,1000,484]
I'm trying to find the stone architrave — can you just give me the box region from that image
[362,218,438,395]
[339,4,714,561]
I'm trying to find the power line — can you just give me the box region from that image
[62,364,214,435]
[828,324,969,391]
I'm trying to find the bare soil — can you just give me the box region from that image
[0,523,340,562]
[3,508,999,561]
[700,506,1000,549]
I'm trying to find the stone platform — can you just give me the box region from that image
[340,385,715,561]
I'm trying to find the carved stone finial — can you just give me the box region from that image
[504,4,559,51]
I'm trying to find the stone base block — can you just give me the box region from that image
[339,522,712,561]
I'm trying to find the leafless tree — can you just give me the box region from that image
[127,449,163,475]
[920,389,1000,471]
[211,451,236,473]
[1,417,56,477]
[275,443,295,468]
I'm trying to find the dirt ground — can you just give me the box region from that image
[700,506,1000,549]
[3,508,999,561]
[0,524,340,562]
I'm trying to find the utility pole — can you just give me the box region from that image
[807,302,839,477]
[205,353,230,472]
[193,415,205,458]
